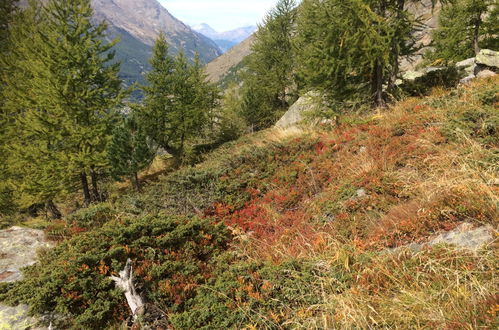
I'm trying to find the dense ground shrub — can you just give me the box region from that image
[0,215,231,328]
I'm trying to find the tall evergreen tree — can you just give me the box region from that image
[295,0,440,108]
[3,0,124,210]
[295,0,390,108]
[240,0,298,130]
[428,0,498,63]
[0,0,19,216]
[108,115,155,192]
[138,33,218,165]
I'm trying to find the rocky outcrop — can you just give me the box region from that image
[0,227,53,330]
[401,49,498,88]
[476,49,499,68]
[392,222,496,254]
[275,92,325,129]
[0,304,45,330]
[0,227,53,283]
[457,49,498,84]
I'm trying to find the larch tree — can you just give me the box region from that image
[428,0,498,63]
[295,0,443,109]
[240,0,298,130]
[0,0,19,215]
[3,0,124,212]
[108,115,155,192]
[138,33,218,166]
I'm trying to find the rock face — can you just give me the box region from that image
[458,49,498,84]
[275,92,324,129]
[0,227,53,330]
[0,226,52,282]
[476,49,499,69]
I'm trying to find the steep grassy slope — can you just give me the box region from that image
[1,78,497,328]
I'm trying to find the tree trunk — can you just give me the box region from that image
[473,15,481,55]
[133,172,141,192]
[81,172,91,206]
[110,259,145,320]
[46,200,62,219]
[90,168,101,202]
[372,60,386,108]
[388,0,406,95]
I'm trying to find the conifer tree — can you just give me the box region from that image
[3,0,124,210]
[138,33,218,165]
[428,0,498,63]
[240,0,297,130]
[0,0,19,215]
[108,115,155,192]
[295,0,437,108]
[295,0,391,108]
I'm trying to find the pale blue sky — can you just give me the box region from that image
[159,0,279,32]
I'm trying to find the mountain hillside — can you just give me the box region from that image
[205,34,255,83]
[2,76,497,328]
[193,23,257,52]
[18,0,222,88]
[92,0,222,87]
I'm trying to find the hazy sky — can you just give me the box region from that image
[159,0,279,32]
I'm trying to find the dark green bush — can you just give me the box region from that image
[66,202,117,229]
[0,215,231,328]
[171,257,342,329]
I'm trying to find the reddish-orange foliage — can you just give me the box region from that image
[201,94,495,259]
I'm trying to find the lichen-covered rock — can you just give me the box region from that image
[0,227,52,329]
[0,304,46,330]
[460,74,476,85]
[476,69,497,79]
[476,49,499,69]
[402,70,425,81]
[401,66,460,94]
[456,57,476,75]
[389,223,496,254]
[275,92,324,129]
[0,227,53,283]
[428,223,495,250]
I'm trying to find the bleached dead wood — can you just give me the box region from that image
[110,259,144,319]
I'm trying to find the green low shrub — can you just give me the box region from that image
[0,215,231,328]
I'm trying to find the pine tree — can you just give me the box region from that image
[428,0,498,63]
[138,33,218,165]
[240,0,298,130]
[3,0,124,211]
[108,115,155,192]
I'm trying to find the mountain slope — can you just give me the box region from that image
[193,23,256,52]
[19,0,222,86]
[205,34,255,83]
[3,77,497,329]
[92,0,221,61]
[91,0,222,89]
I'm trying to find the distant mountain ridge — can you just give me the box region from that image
[192,23,257,52]
[91,0,222,88]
